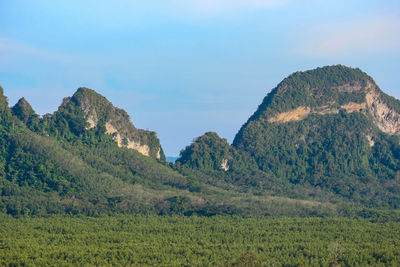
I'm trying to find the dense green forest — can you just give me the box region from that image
[1,214,399,266]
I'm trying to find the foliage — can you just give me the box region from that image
[0,214,399,266]
[11,97,39,125]
[177,132,257,171]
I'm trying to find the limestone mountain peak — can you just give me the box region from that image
[56,87,165,160]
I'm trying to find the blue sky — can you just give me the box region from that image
[1,0,400,156]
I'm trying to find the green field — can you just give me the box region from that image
[1,215,399,266]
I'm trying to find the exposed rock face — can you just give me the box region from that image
[365,134,375,147]
[220,158,229,171]
[269,107,311,123]
[341,102,366,113]
[268,103,367,123]
[366,83,400,135]
[85,118,97,130]
[105,122,151,156]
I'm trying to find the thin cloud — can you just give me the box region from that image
[0,38,75,63]
[297,15,400,58]
[0,38,110,78]
[170,0,289,15]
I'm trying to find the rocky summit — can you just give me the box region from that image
[56,88,164,160]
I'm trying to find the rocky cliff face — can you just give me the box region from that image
[365,82,400,135]
[59,88,164,160]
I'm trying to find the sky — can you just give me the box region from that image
[1,0,400,156]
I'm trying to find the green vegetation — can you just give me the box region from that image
[1,214,399,266]
[233,112,400,207]
[177,132,256,171]
[11,97,39,125]
[178,65,400,208]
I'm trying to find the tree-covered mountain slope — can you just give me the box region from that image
[177,132,256,171]
[0,86,190,215]
[2,86,342,217]
[178,65,400,208]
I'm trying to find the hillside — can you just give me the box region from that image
[0,87,193,215]
[179,65,400,208]
[1,86,343,217]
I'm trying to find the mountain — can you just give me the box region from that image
[179,65,400,208]
[50,87,164,160]
[0,87,192,215]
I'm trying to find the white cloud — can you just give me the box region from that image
[297,15,400,58]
